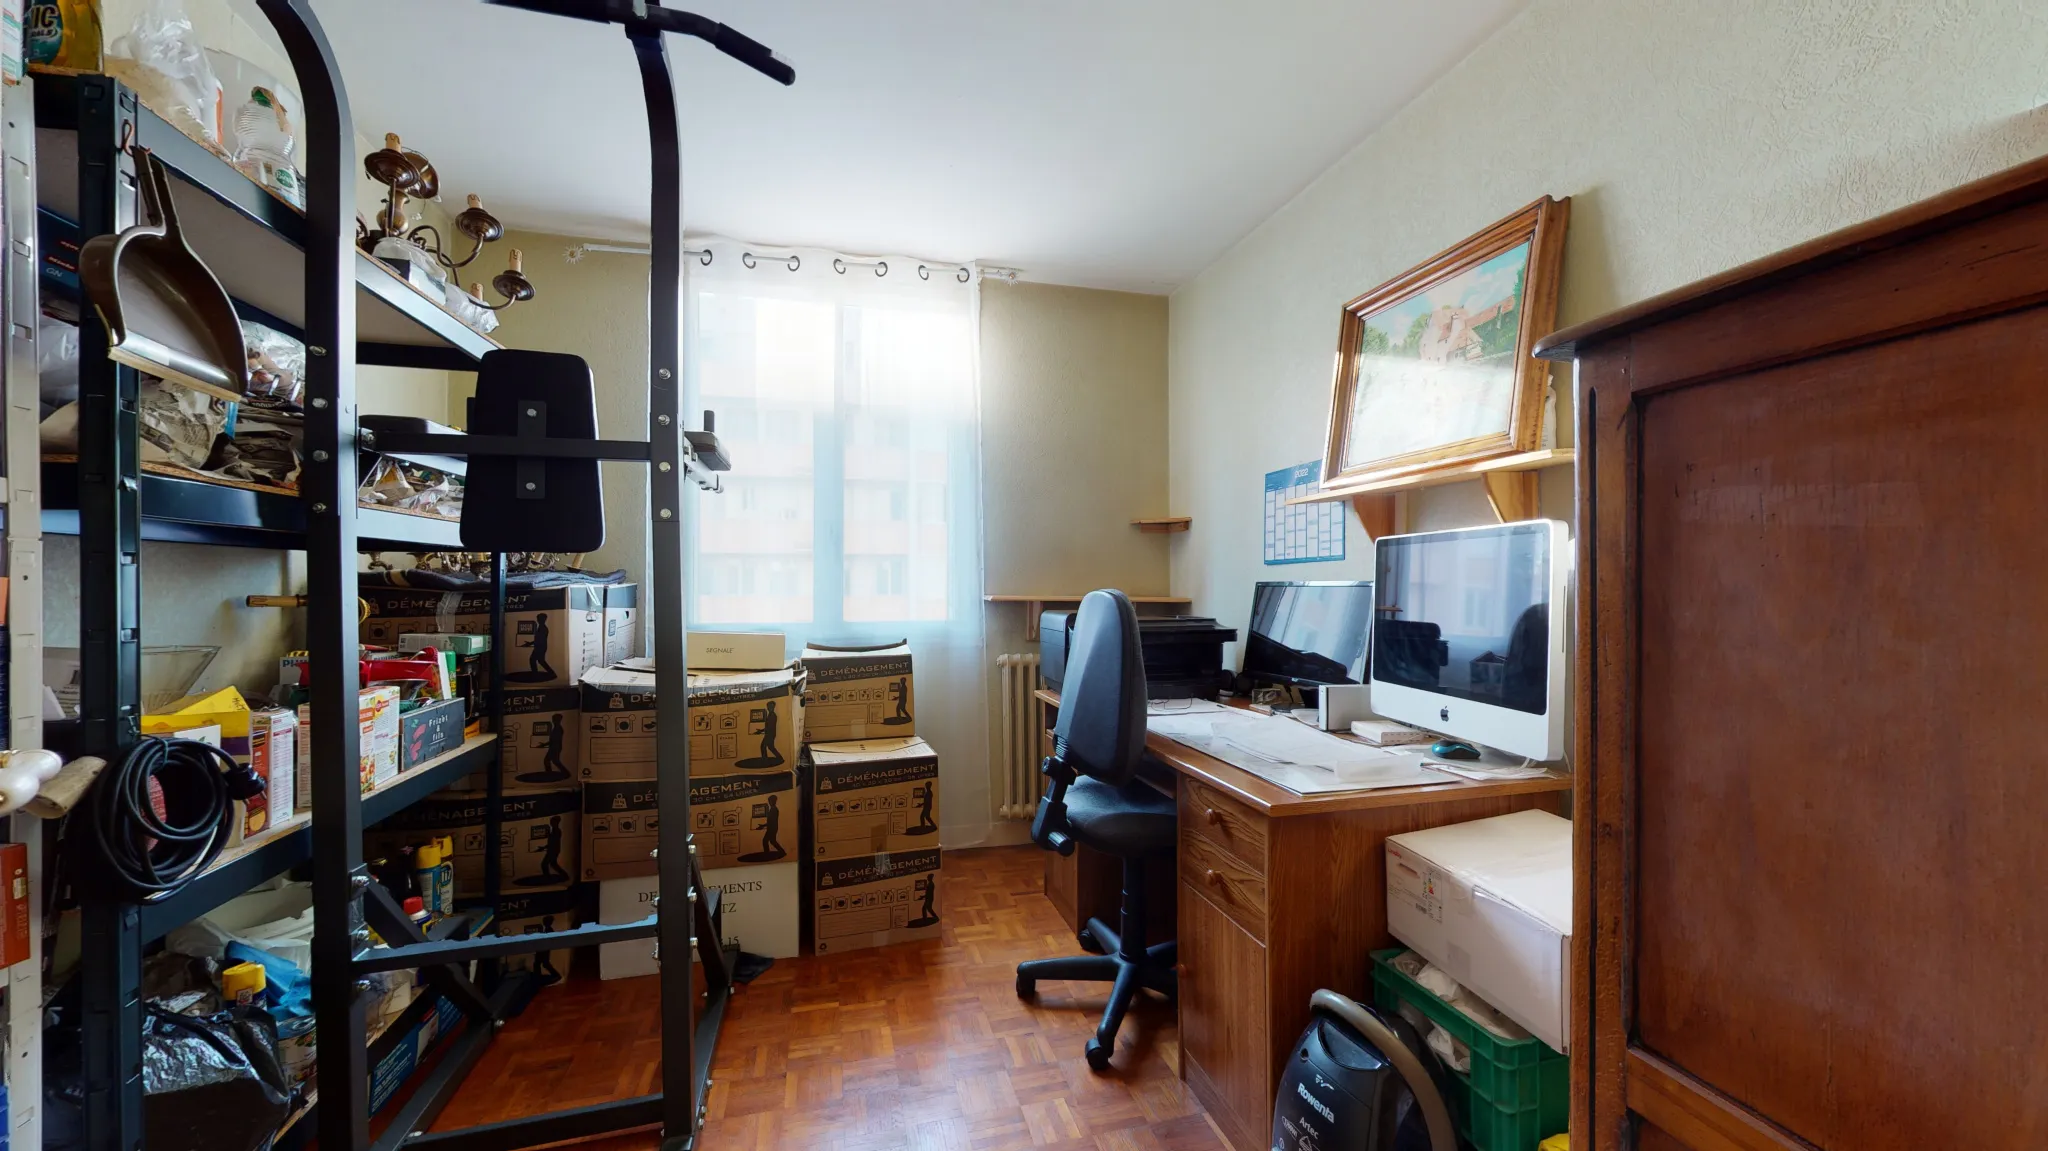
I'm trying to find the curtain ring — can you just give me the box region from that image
[832,257,847,274]
[874,260,888,277]
[699,249,713,267]
[956,266,970,283]
[743,251,800,271]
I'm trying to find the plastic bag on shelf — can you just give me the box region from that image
[106,0,225,149]
[444,281,501,335]
[241,318,304,406]
[372,234,449,295]
[40,315,80,416]
[138,374,230,470]
[141,1004,291,1151]
[359,454,464,519]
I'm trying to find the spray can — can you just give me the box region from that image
[434,835,457,913]
[411,842,443,914]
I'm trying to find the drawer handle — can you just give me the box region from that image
[1204,807,1223,826]
[1204,868,1223,888]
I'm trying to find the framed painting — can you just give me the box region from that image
[1322,196,1569,490]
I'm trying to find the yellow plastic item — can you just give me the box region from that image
[142,686,252,741]
[413,842,441,868]
[221,961,267,1006]
[1539,1135,1569,1151]
[25,0,102,74]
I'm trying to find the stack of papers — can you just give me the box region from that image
[1147,709,1447,794]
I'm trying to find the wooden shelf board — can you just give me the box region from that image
[987,593,1193,640]
[1131,517,1192,534]
[1285,448,1574,506]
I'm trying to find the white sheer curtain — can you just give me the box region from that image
[684,240,989,839]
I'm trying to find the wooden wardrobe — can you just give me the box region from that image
[1537,158,2048,1151]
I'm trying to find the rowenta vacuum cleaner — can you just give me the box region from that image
[1269,990,1460,1151]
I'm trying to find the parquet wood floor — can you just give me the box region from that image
[435,845,1231,1151]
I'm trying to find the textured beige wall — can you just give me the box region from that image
[1168,0,2048,638]
[976,281,1170,844]
[980,282,1171,598]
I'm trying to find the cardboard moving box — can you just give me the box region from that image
[804,737,940,860]
[808,847,942,955]
[1385,809,1572,1052]
[361,582,638,690]
[461,687,581,792]
[579,661,801,781]
[479,886,578,979]
[798,642,914,742]
[688,630,787,672]
[596,861,799,980]
[582,771,796,880]
[368,787,579,897]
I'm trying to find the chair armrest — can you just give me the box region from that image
[1031,755,1078,856]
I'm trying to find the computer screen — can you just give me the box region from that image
[1373,522,1552,715]
[1242,581,1374,686]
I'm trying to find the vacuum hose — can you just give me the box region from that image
[82,736,264,898]
[1309,989,1460,1151]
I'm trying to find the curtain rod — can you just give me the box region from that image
[563,241,979,282]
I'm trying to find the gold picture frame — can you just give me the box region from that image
[1321,196,1569,491]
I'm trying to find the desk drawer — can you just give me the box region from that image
[1180,831,1267,941]
[1179,779,1267,875]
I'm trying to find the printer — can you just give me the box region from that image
[1039,610,1236,700]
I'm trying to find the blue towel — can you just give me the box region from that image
[224,941,312,1020]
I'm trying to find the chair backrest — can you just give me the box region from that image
[1052,589,1147,787]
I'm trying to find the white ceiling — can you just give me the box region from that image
[309,0,1526,293]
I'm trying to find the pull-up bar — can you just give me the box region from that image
[483,0,797,84]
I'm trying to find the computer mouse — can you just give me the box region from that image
[1430,740,1482,761]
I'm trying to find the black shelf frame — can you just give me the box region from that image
[38,462,467,550]
[55,1,773,1149]
[49,44,515,1151]
[32,73,500,371]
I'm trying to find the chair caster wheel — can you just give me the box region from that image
[1016,973,1036,998]
[1078,928,1103,954]
[1084,1038,1113,1072]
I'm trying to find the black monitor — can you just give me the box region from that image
[1241,580,1374,688]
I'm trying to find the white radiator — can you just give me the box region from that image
[996,653,1045,819]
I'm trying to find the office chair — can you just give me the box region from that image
[1016,589,1177,1071]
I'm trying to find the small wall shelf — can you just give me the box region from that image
[1131,517,1191,534]
[1284,448,1574,534]
[986,593,1194,640]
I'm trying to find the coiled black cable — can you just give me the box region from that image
[84,736,265,898]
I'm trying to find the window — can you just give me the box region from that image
[685,251,981,638]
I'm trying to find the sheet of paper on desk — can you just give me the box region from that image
[1146,699,1228,717]
[1147,710,1447,794]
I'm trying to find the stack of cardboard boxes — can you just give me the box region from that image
[797,643,943,955]
[361,578,638,976]
[586,638,805,979]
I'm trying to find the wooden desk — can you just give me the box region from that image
[1036,689,1570,1151]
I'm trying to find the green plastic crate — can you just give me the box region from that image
[1370,948,1567,1151]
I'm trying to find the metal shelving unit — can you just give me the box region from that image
[41,31,520,1151]
[51,1,776,1148]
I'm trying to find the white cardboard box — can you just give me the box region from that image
[1385,809,1571,1052]
[687,631,787,672]
[596,861,800,980]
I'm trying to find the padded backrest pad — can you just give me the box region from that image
[1054,589,1147,786]
[461,348,606,553]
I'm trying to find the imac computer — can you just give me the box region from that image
[1241,580,1375,690]
[1370,520,1569,760]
